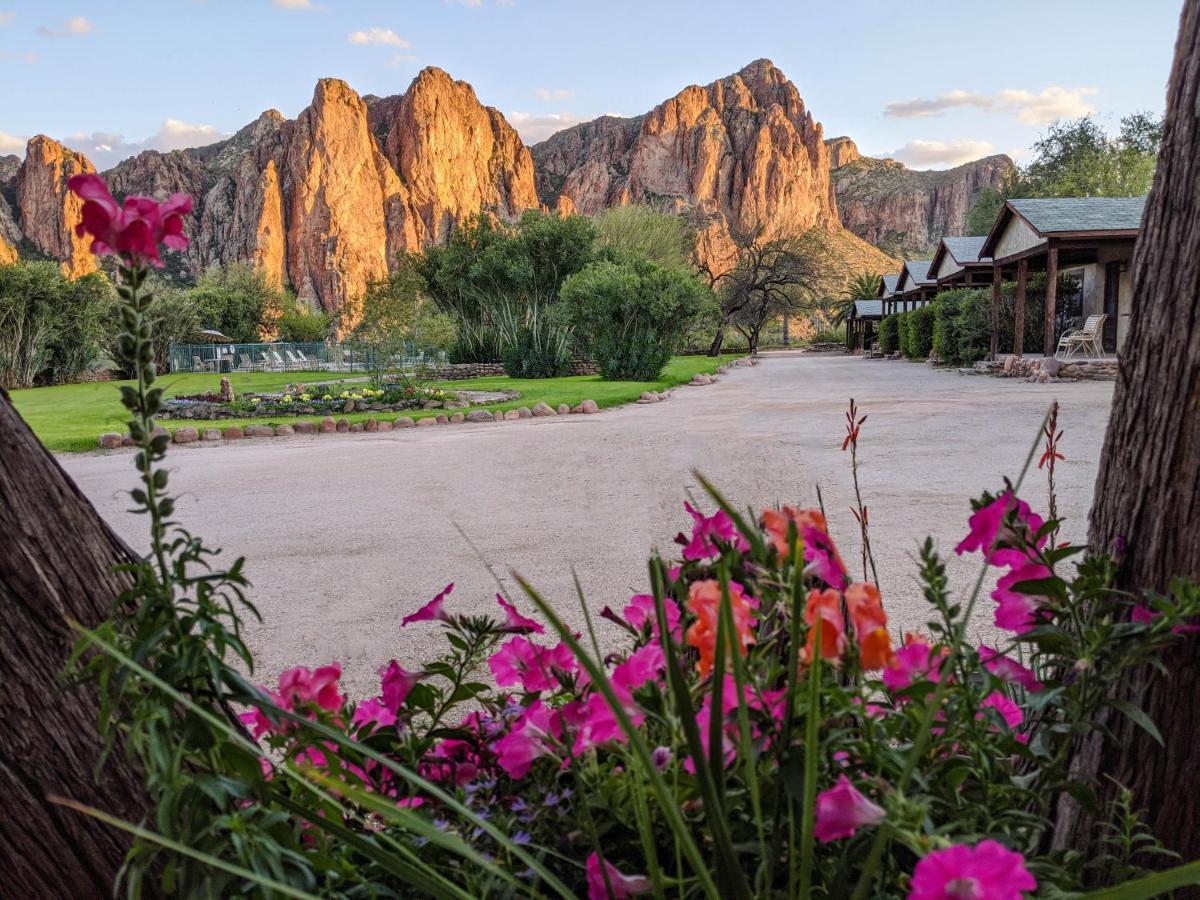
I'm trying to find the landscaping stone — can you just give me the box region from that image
[639,391,659,402]
[336,418,350,433]
[350,423,364,433]
[292,421,317,435]
[450,412,465,424]
[557,403,570,415]
[416,417,436,427]
[343,400,355,413]
[221,426,244,440]
[245,425,274,438]
[504,410,521,420]
[201,428,223,441]
[174,427,200,444]
[393,416,415,428]
[365,418,379,432]
[436,414,450,424]
[532,402,556,417]
[98,432,123,449]
[122,434,136,447]
[517,406,532,418]
[275,424,295,437]
[320,417,336,433]
[151,426,170,441]
[466,410,494,423]
[423,400,444,409]
[580,399,599,414]
[378,420,394,432]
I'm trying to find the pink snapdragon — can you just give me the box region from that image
[682,501,749,560]
[908,840,1036,900]
[992,562,1053,633]
[68,173,192,266]
[402,583,454,627]
[497,594,543,634]
[978,646,1043,692]
[585,853,652,900]
[804,527,848,589]
[955,491,1045,565]
[813,775,886,843]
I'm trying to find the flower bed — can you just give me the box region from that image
[159,382,485,420]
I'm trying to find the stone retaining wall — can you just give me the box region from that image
[972,356,1118,383]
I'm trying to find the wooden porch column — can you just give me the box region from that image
[1043,246,1059,357]
[1014,258,1028,358]
[990,265,1001,360]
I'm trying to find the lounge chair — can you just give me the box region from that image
[271,350,288,370]
[294,349,317,370]
[284,350,303,370]
[192,355,213,373]
[1057,314,1107,359]
[238,353,259,372]
[260,351,277,371]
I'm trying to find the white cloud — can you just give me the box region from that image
[0,11,16,27]
[0,130,26,154]
[64,118,229,169]
[389,52,417,67]
[272,0,320,7]
[535,88,572,102]
[37,15,92,37]
[347,27,411,48]
[884,86,1097,125]
[507,111,584,144]
[890,139,995,168]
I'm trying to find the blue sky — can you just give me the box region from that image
[0,0,1185,171]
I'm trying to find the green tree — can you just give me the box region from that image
[272,296,332,343]
[348,257,451,381]
[593,205,696,272]
[187,262,284,342]
[965,185,1008,235]
[830,271,882,327]
[561,257,708,380]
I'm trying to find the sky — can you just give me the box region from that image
[0,0,1186,171]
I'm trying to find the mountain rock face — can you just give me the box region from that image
[13,136,97,276]
[531,59,864,276]
[825,136,861,169]
[830,148,1014,258]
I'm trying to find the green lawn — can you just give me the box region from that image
[10,355,742,453]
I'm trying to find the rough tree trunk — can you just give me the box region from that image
[1055,0,1200,865]
[0,388,149,896]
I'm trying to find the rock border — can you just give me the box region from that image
[95,356,757,451]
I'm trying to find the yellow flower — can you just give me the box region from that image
[282,394,292,403]
[322,394,332,401]
[299,393,310,402]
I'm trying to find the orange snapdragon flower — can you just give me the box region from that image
[762,506,829,557]
[846,582,895,670]
[803,588,847,662]
[686,578,758,677]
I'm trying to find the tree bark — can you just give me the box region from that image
[0,388,148,896]
[1055,0,1200,865]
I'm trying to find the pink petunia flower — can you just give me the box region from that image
[493,701,561,779]
[402,583,454,627]
[623,593,682,642]
[497,594,544,634]
[882,634,943,696]
[682,501,749,561]
[278,663,344,712]
[814,774,886,843]
[992,562,1052,633]
[611,642,665,693]
[978,646,1043,692]
[908,840,1037,900]
[488,637,577,694]
[351,697,398,732]
[585,852,652,900]
[978,691,1024,732]
[379,660,423,713]
[68,173,192,266]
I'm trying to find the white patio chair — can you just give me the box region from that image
[294,349,317,370]
[1057,314,1107,359]
[284,350,304,370]
[272,350,288,370]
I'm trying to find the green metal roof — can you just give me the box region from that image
[1009,197,1146,234]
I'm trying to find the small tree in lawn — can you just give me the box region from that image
[346,257,441,386]
[560,256,710,381]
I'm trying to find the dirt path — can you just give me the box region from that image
[60,352,1114,697]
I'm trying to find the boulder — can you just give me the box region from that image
[201,428,223,441]
[97,432,123,450]
[436,414,450,424]
[557,403,570,415]
[501,409,519,420]
[336,418,350,433]
[416,416,436,427]
[466,410,494,423]
[221,426,245,440]
[639,391,658,402]
[531,402,556,417]
[393,416,415,428]
[244,425,274,438]
[343,399,355,413]
[377,419,394,432]
[450,412,465,424]
[580,399,599,414]
[275,424,295,437]
[350,422,364,432]
[517,406,532,418]
[121,434,136,447]
[364,418,379,432]
[219,376,235,402]
[173,427,200,444]
[320,416,337,433]
[1002,355,1016,375]
[1043,356,1061,377]
[293,421,318,435]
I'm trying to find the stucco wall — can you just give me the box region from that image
[993,216,1044,260]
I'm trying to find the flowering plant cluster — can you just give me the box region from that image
[68,173,1200,899]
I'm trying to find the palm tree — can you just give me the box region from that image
[829,271,882,326]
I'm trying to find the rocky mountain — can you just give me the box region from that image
[531,59,894,278]
[827,137,1014,258]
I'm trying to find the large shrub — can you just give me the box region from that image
[0,260,113,388]
[932,293,961,363]
[901,304,936,359]
[879,314,898,354]
[187,262,284,342]
[593,204,695,271]
[560,257,707,380]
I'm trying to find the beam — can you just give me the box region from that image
[1043,245,1058,357]
[1014,257,1028,358]
[990,265,1001,360]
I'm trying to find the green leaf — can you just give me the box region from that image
[1111,699,1164,746]
[1077,858,1200,899]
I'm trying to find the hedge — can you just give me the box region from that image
[880,315,899,354]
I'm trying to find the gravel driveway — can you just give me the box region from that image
[60,352,1115,698]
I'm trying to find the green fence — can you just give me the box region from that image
[167,342,448,374]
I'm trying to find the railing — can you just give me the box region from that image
[167,342,448,375]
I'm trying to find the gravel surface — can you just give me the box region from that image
[60,352,1114,698]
